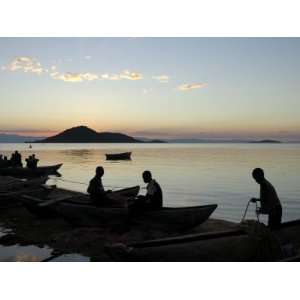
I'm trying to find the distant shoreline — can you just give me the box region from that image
[2,126,294,144]
[1,141,299,145]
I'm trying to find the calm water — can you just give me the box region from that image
[1,143,300,223]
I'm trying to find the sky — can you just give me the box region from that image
[0,37,300,140]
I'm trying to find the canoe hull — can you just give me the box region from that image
[56,203,129,226]
[21,186,140,219]
[108,219,300,262]
[0,176,48,206]
[53,186,141,224]
[21,185,217,231]
[105,152,131,160]
[132,204,218,231]
[0,164,63,178]
[56,204,217,229]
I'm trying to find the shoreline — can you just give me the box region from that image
[0,203,238,262]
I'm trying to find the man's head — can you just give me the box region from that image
[252,168,265,184]
[95,166,104,178]
[142,170,152,183]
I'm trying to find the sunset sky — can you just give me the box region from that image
[0,37,300,140]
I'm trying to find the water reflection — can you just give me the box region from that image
[59,149,93,159]
[0,244,52,262]
[50,254,90,262]
[0,143,300,222]
[0,225,90,262]
[1,143,300,261]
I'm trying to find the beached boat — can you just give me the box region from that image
[0,164,63,178]
[21,186,140,218]
[56,204,217,229]
[107,219,300,262]
[132,204,218,231]
[0,176,48,206]
[21,186,217,230]
[105,152,131,160]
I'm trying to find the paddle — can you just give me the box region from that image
[38,195,75,207]
[21,195,74,207]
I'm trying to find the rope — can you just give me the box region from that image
[49,177,145,190]
[241,200,251,223]
[255,201,261,223]
[241,200,261,224]
[52,178,88,186]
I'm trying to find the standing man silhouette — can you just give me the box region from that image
[251,168,282,229]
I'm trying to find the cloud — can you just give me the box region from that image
[51,72,99,82]
[3,57,144,83]
[84,56,92,60]
[178,83,207,91]
[81,73,99,81]
[52,70,143,82]
[120,70,143,80]
[3,56,44,75]
[51,72,83,82]
[101,70,143,81]
[101,73,121,80]
[152,75,169,83]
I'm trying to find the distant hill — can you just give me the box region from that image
[249,139,281,144]
[154,138,282,144]
[134,137,166,143]
[158,138,252,143]
[36,126,143,143]
[0,134,45,143]
[149,139,167,143]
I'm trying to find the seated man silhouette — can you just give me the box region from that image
[14,151,23,167]
[2,156,10,167]
[133,171,163,211]
[87,166,112,205]
[31,154,39,169]
[10,152,16,166]
[251,168,282,229]
[26,155,33,169]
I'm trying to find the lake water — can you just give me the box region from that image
[1,143,300,224]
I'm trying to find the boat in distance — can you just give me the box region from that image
[0,163,63,178]
[105,152,132,160]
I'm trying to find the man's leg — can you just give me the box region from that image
[268,205,282,229]
[129,196,146,217]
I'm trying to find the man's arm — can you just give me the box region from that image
[251,185,263,203]
[251,198,260,203]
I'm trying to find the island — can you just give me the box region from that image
[33,126,165,143]
[248,139,282,144]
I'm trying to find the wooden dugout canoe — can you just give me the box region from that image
[105,152,131,160]
[21,186,140,218]
[21,185,217,231]
[107,219,300,262]
[51,203,217,229]
[0,176,48,206]
[0,164,63,178]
